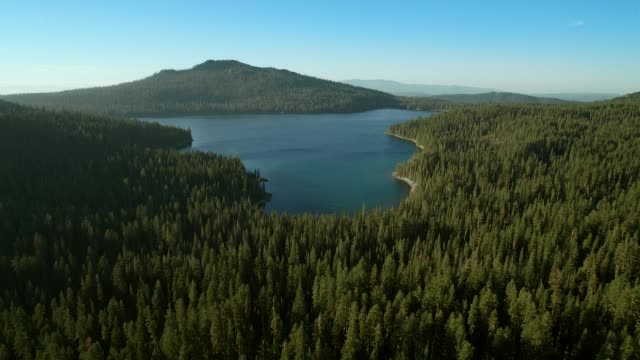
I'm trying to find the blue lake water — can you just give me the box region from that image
[142,109,432,214]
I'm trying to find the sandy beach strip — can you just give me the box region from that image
[385,131,425,150]
[387,131,421,193]
[392,171,417,193]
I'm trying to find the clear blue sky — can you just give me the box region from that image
[1,0,638,94]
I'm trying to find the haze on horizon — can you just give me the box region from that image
[1,0,638,95]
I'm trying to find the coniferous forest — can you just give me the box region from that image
[1,96,640,359]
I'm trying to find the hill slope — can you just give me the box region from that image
[433,91,568,104]
[611,91,640,103]
[342,79,494,96]
[3,60,401,116]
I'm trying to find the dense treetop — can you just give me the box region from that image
[396,96,453,111]
[1,97,640,359]
[1,61,403,116]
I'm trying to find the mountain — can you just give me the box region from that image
[342,79,494,96]
[530,92,621,102]
[2,60,401,116]
[432,91,568,104]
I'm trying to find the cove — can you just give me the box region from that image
[141,109,432,214]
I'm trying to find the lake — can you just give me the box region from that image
[142,109,432,214]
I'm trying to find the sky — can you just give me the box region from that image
[1,0,639,95]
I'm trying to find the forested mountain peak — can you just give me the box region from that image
[190,59,248,71]
[2,60,401,116]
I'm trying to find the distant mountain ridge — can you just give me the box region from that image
[2,60,401,116]
[344,79,619,102]
[342,79,494,96]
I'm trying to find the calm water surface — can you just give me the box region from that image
[142,109,432,214]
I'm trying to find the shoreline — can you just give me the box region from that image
[385,131,425,150]
[386,131,422,194]
[392,171,417,193]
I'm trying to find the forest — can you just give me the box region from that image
[1,61,404,116]
[1,97,639,359]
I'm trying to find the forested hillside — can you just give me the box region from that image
[2,61,402,116]
[432,91,568,104]
[1,98,640,359]
[398,96,453,111]
[396,91,567,112]
[612,92,640,103]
